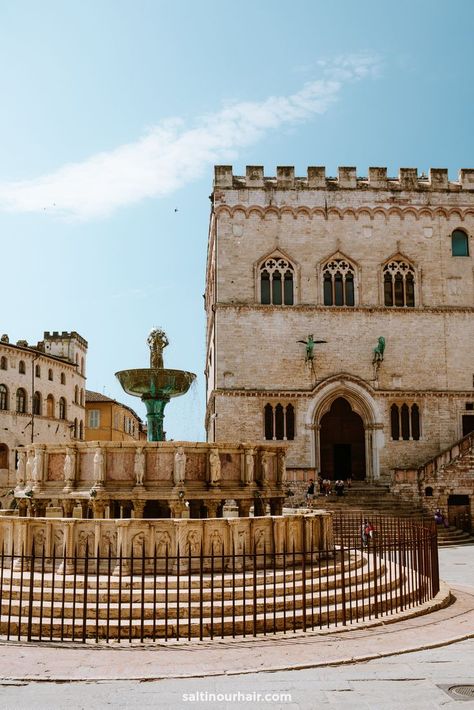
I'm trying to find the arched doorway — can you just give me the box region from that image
[319,397,366,480]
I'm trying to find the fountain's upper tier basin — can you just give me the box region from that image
[115,368,196,399]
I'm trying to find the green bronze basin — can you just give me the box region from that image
[115,368,196,399]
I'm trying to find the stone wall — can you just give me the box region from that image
[392,431,474,525]
[0,511,333,569]
[205,165,474,481]
[0,332,87,501]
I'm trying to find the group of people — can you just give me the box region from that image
[305,475,353,506]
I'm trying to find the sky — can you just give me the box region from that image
[1,0,473,440]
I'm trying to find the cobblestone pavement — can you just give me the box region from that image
[0,546,473,709]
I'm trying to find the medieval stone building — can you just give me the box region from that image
[205,165,474,499]
[0,331,87,498]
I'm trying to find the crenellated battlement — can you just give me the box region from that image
[214,165,474,191]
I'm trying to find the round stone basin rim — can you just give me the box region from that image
[115,368,196,399]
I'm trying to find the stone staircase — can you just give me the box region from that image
[287,481,474,546]
[435,526,474,547]
[289,482,426,519]
[0,547,434,641]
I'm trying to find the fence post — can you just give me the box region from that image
[27,543,35,642]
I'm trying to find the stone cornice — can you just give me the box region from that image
[214,303,474,315]
[211,388,474,400]
[214,204,474,221]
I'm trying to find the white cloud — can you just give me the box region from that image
[0,54,380,220]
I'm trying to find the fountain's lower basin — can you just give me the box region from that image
[115,368,196,399]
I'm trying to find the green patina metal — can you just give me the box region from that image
[297,334,327,362]
[372,336,386,364]
[115,328,196,442]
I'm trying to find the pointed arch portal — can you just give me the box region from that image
[319,397,366,480]
[308,379,382,482]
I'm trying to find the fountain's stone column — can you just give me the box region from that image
[33,499,48,517]
[61,499,75,518]
[92,499,106,519]
[169,500,186,519]
[270,498,283,515]
[237,500,252,517]
[17,499,28,517]
[78,500,89,519]
[205,500,221,518]
[133,500,145,519]
[253,496,266,517]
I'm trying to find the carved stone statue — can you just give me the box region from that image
[173,446,186,485]
[156,531,171,556]
[244,448,255,484]
[185,530,200,555]
[209,529,223,554]
[277,449,286,485]
[93,447,105,486]
[209,448,221,485]
[147,327,169,369]
[260,451,271,484]
[63,447,76,486]
[134,447,145,485]
[32,447,44,486]
[25,449,34,485]
[16,449,26,486]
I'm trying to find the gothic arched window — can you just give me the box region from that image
[46,394,55,418]
[0,384,8,411]
[323,259,355,306]
[0,356,7,370]
[390,403,421,440]
[264,403,295,440]
[260,257,294,305]
[33,391,42,415]
[18,360,26,374]
[0,444,8,469]
[58,397,67,420]
[383,260,415,307]
[16,388,27,413]
[451,229,469,256]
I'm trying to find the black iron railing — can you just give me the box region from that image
[0,515,439,643]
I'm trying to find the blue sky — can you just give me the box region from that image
[1,0,473,439]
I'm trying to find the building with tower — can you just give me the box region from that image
[0,330,87,498]
[204,165,474,523]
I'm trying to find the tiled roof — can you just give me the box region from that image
[85,390,143,423]
[85,390,115,403]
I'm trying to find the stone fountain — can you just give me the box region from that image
[115,328,196,441]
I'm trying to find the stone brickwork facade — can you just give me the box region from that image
[205,165,474,488]
[392,430,474,527]
[0,331,87,500]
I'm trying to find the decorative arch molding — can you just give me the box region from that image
[305,375,384,482]
[214,204,474,223]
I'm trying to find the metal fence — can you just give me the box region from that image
[0,514,439,644]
